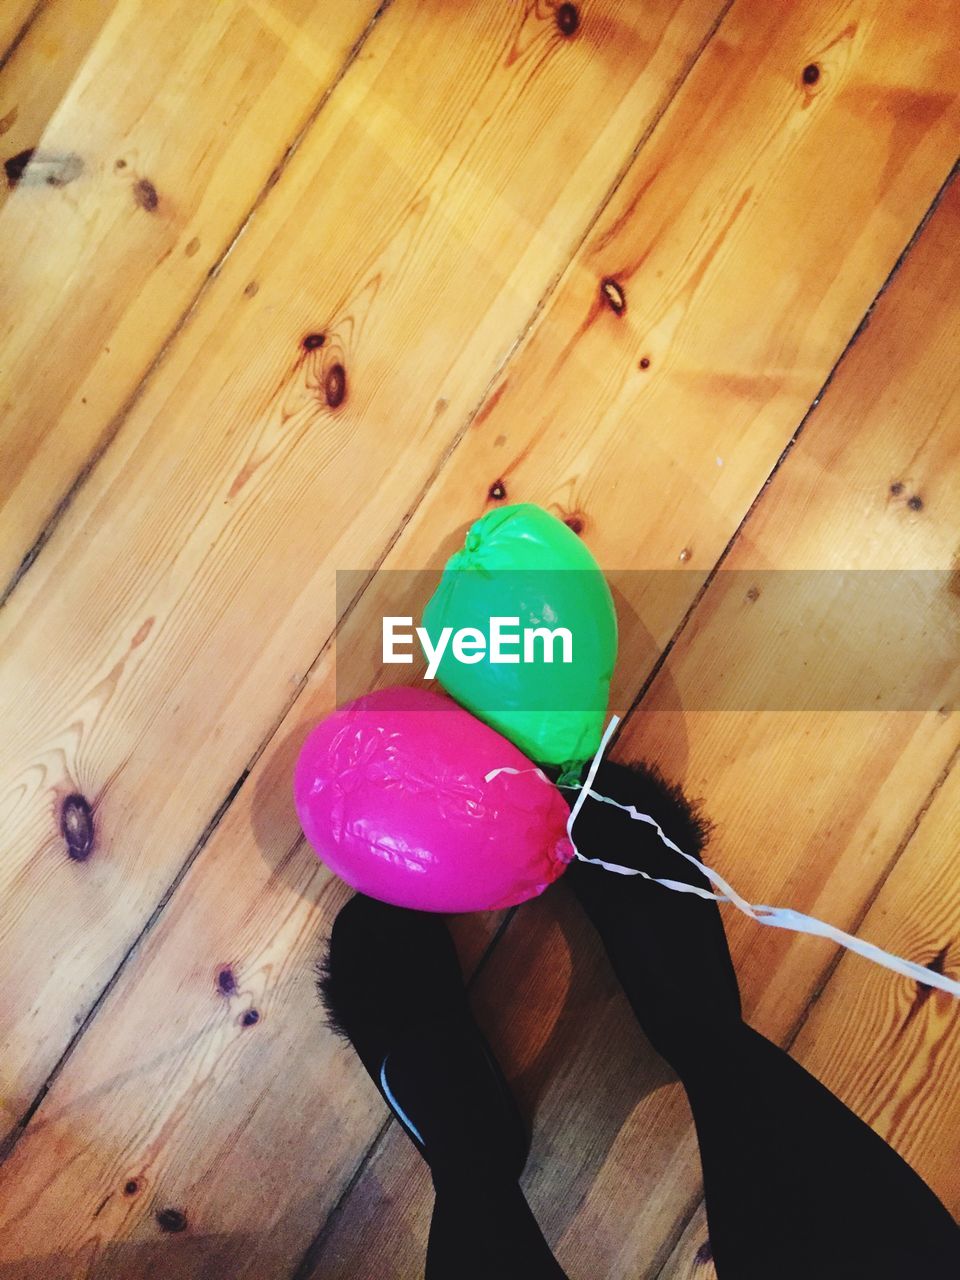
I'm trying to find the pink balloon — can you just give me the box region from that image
[294,686,574,912]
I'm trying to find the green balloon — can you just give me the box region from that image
[422,503,617,770]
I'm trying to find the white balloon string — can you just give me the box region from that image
[484,765,551,784]
[489,716,960,999]
[563,712,620,847]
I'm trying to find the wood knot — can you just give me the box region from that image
[556,3,579,37]
[600,277,626,315]
[639,356,651,369]
[124,1179,140,1196]
[302,332,326,350]
[564,514,585,535]
[926,946,948,977]
[746,585,760,602]
[324,363,347,408]
[241,1009,260,1027]
[156,1208,187,1233]
[802,63,821,86]
[217,967,237,996]
[889,481,904,496]
[133,178,159,211]
[131,617,154,648]
[907,494,923,511]
[488,479,507,501]
[61,794,94,862]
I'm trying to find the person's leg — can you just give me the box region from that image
[681,1022,960,1278]
[319,895,568,1280]
[425,1186,569,1280]
[567,760,960,1279]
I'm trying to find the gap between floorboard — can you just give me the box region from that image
[0,0,44,73]
[622,157,960,729]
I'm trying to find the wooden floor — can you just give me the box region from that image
[1,2,958,1276]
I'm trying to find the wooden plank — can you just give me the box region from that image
[0,0,383,590]
[306,101,960,1277]
[374,2,960,589]
[1,5,956,1280]
[0,0,729,1189]
[0,662,504,1280]
[789,761,960,1211]
[0,0,113,218]
[659,759,960,1280]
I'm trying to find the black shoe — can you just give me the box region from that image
[318,895,530,1188]
[565,760,742,1068]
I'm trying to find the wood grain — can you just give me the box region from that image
[0,0,729,1219]
[790,760,960,1213]
[0,0,383,590]
[0,654,508,1280]
[378,0,960,589]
